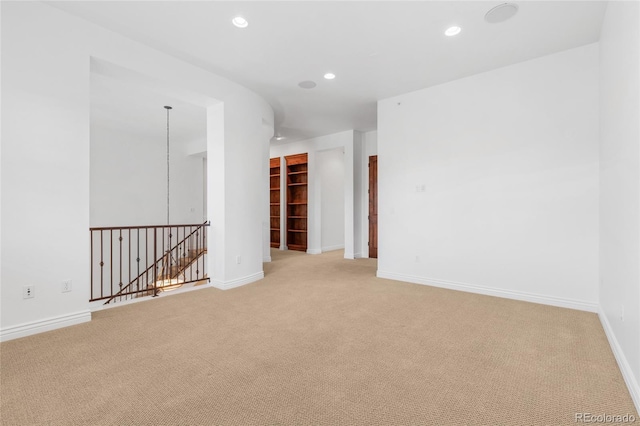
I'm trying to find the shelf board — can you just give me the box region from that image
[270,187,279,190]
[270,203,279,205]
[269,173,280,177]
[287,171,307,175]
[287,183,307,186]
[288,244,307,250]
[288,216,306,218]
[270,228,280,231]
[287,202,307,205]
[287,229,308,233]
[270,215,280,218]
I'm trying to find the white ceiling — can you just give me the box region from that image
[53,1,607,143]
[91,72,207,148]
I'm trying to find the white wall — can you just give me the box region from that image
[352,131,363,257]
[318,148,345,251]
[0,2,3,316]
[270,130,358,257]
[598,0,640,409]
[90,124,205,227]
[360,131,378,258]
[377,43,600,311]
[1,2,92,338]
[262,123,273,262]
[0,2,273,340]
[89,70,207,228]
[209,92,273,289]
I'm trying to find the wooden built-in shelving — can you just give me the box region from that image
[269,157,281,248]
[285,153,308,252]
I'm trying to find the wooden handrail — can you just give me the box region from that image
[90,222,208,231]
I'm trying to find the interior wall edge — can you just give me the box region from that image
[599,305,640,413]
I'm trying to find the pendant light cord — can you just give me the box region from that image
[165,106,172,226]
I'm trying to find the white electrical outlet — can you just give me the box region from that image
[62,280,72,293]
[23,285,34,299]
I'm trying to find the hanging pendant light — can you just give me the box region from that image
[154,105,183,294]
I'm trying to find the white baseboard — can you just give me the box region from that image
[599,307,640,412]
[165,282,214,296]
[321,244,344,252]
[90,282,213,312]
[0,310,91,342]
[344,252,355,260]
[353,252,366,259]
[263,256,272,262]
[211,271,264,290]
[376,270,598,313]
[307,248,321,255]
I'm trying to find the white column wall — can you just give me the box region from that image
[360,131,378,258]
[598,0,640,410]
[308,150,320,253]
[207,104,226,286]
[210,93,272,288]
[318,148,346,252]
[262,123,273,262]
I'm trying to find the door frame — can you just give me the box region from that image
[368,155,378,259]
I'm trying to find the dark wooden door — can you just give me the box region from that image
[369,155,378,258]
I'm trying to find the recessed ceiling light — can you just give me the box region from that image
[232,16,248,28]
[274,135,285,141]
[324,72,336,80]
[485,3,519,23]
[298,81,317,89]
[445,26,462,36]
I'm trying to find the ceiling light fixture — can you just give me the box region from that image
[274,135,285,141]
[445,26,462,36]
[324,72,336,80]
[298,81,317,89]
[232,16,248,28]
[485,3,519,23]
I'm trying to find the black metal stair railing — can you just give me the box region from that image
[90,221,209,304]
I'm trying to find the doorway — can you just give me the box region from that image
[368,155,378,258]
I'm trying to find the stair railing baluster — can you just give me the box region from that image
[89,222,209,304]
[146,228,149,294]
[100,230,104,300]
[90,230,94,301]
[128,229,131,298]
[153,227,158,297]
[109,230,112,300]
[119,229,123,301]
[136,229,140,294]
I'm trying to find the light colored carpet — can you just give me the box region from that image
[1,249,637,425]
